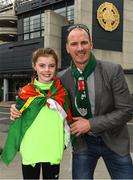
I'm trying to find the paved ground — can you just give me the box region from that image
[0,101,133,179]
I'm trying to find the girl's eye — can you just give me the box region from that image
[39,64,56,68]
[39,64,45,68]
[49,64,56,68]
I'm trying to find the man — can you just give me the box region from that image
[10,24,133,179]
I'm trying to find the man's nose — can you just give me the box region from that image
[77,43,83,51]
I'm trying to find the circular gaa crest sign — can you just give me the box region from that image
[97,2,120,32]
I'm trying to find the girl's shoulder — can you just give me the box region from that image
[18,83,37,101]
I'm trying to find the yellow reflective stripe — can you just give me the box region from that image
[20,95,44,113]
[20,96,37,113]
[35,89,44,96]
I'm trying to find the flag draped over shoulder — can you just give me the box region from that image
[1,77,73,165]
[18,77,72,123]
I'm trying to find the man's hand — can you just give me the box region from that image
[70,117,91,136]
[10,104,21,120]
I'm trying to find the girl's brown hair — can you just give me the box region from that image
[32,48,58,67]
[32,48,58,81]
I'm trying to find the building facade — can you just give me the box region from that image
[0,0,133,101]
[0,0,74,101]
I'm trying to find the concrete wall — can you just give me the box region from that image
[0,7,15,16]
[74,0,92,34]
[44,10,69,68]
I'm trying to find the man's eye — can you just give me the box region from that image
[81,41,88,45]
[70,42,77,46]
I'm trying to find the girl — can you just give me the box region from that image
[1,48,72,179]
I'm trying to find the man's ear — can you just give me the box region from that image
[90,42,93,49]
[66,43,69,54]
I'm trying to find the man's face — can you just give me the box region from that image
[66,28,93,69]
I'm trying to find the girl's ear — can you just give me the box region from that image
[32,62,36,71]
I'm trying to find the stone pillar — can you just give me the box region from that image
[3,78,8,101]
[74,0,92,34]
[44,10,69,68]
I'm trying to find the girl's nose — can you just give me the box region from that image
[44,66,50,71]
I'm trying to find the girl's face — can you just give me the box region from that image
[32,56,56,84]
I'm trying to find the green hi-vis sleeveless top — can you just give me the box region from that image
[20,80,66,166]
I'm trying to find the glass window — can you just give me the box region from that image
[54,7,66,17]
[22,5,74,40]
[54,5,74,21]
[31,32,40,39]
[24,17,30,33]
[24,33,30,40]
[23,13,44,40]
[67,5,74,21]
[30,14,41,32]
[41,13,45,30]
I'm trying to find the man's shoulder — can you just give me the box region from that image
[96,59,122,73]
[57,67,71,78]
[97,59,120,68]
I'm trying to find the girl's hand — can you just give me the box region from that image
[10,104,21,120]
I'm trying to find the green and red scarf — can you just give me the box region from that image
[71,52,96,119]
